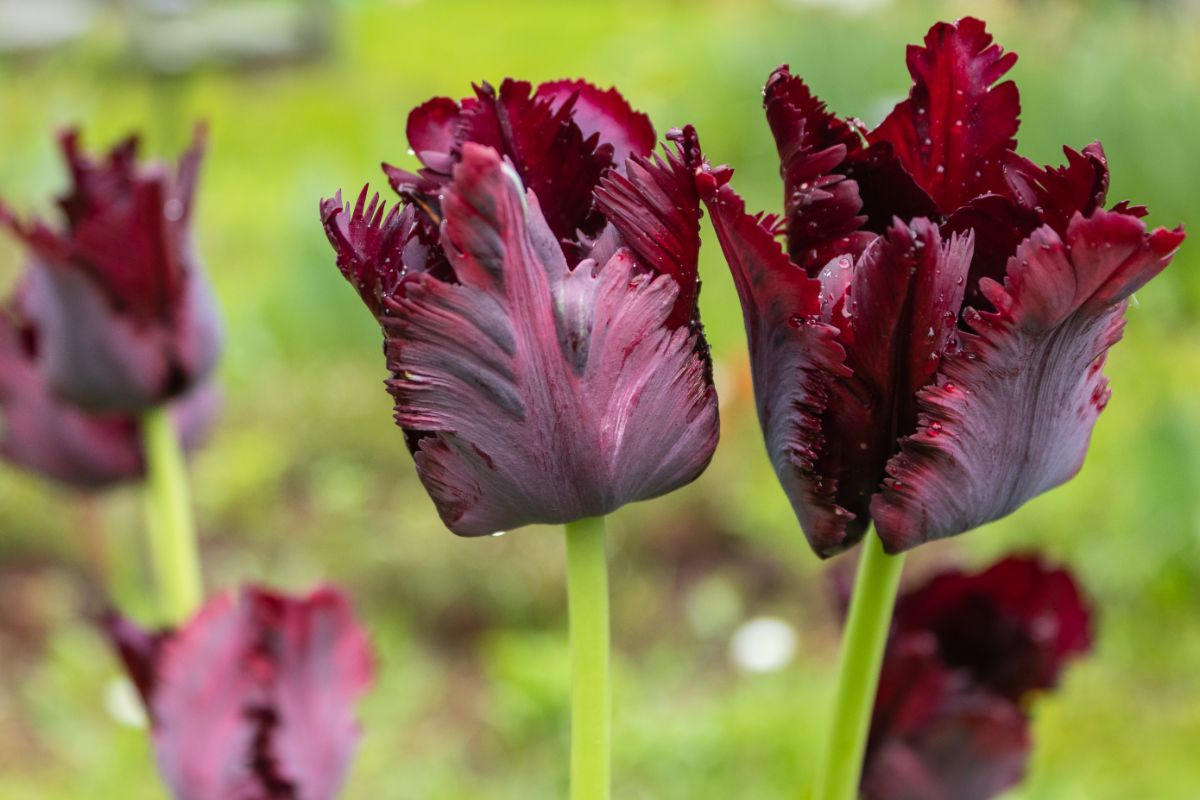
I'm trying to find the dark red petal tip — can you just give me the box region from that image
[871,16,1020,211]
[594,131,704,327]
[535,79,657,166]
[321,185,409,318]
[406,96,461,170]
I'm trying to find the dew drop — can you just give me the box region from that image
[928,421,943,436]
[923,137,932,147]
[935,165,945,175]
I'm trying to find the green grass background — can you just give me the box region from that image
[0,0,1197,797]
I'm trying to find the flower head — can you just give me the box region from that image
[104,585,375,800]
[0,279,217,489]
[321,80,719,535]
[0,127,222,413]
[863,555,1093,800]
[686,17,1185,555]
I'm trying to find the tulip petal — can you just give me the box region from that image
[865,686,1029,800]
[816,219,973,540]
[150,592,264,799]
[0,307,141,487]
[406,96,461,171]
[871,17,1020,211]
[384,144,718,535]
[0,290,214,490]
[764,67,872,272]
[942,194,1039,311]
[763,67,935,274]
[686,139,853,555]
[593,128,703,328]
[456,80,614,246]
[535,79,657,167]
[1002,142,1110,234]
[865,633,1031,800]
[258,587,375,800]
[872,210,1185,550]
[320,188,416,318]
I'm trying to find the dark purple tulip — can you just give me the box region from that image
[0,281,217,490]
[684,17,1185,556]
[322,80,719,536]
[862,556,1093,800]
[891,554,1093,701]
[104,585,375,800]
[0,127,222,413]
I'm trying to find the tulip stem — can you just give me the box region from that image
[565,515,611,800]
[812,529,906,800]
[140,406,203,624]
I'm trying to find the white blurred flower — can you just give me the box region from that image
[729,616,798,673]
[104,676,148,729]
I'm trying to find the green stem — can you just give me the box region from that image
[140,406,203,624]
[565,516,611,800]
[812,529,906,800]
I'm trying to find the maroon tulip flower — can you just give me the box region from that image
[862,556,1093,800]
[0,127,222,413]
[104,585,375,800]
[686,17,1185,555]
[321,80,719,535]
[0,280,217,490]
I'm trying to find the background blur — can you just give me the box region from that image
[0,0,1197,797]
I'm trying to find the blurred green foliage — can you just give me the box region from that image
[0,0,1197,797]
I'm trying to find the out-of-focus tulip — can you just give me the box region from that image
[105,585,375,800]
[0,127,222,413]
[862,555,1093,800]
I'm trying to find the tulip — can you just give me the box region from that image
[0,127,221,414]
[322,81,717,536]
[862,556,1093,800]
[683,18,1180,800]
[321,79,719,800]
[688,18,1184,556]
[1,125,225,623]
[104,585,375,800]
